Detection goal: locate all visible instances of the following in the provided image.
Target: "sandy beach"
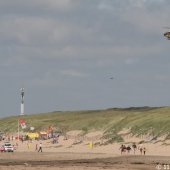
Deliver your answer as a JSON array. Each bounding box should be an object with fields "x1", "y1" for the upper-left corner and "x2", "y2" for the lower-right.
[{"x1": 0, "y1": 131, "x2": 170, "y2": 170}]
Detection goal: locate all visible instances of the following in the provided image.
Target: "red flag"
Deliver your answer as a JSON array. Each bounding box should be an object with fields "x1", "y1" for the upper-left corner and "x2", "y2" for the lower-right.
[
  {"x1": 48, "y1": 125, "x2": 53, "y2": 132},
  {"x1": 19, "y1": 119, "x2": 26, "y2": 129}
]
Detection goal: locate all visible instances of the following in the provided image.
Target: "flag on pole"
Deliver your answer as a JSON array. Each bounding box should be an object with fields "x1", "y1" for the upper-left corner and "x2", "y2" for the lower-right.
[
  {"x1": 19, "y1": 119, "x2": 26, "y2": 129},
  {"x1": 48, "y1": 125, "x2": 53, "y2": 132}
]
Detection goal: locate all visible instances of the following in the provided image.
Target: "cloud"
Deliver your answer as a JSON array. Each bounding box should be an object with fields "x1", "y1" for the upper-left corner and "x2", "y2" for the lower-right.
[
  {"x1": 60, "y1": 69, "x2": 88, "y2": 77},
  {"x1": 0, "y1": 0, "x2": 168, "y2": 60},
  {"x1": 0, "y1": 0, "x2": 73, "y2": 15},
  {"x1": 124, "y1": 58, "x2": 139, "y2": 65},
  {"x1": 0, "y1": 0, "x2": 170, "y2": 115},
  {"x1": 0, "y1": 17, "x2": 72, "y2": 46},
  {"x1": 98, "y1": 0, "x2": 170, "y2": 33}
]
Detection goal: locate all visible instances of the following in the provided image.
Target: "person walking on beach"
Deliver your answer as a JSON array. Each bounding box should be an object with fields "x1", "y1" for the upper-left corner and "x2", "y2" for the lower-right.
[
  {"x1": 38, "y1": 142, "x2": 42, "y2": 152},
  {"x1": 139, "y1": 147, "x2": 143, "y2": 155},
  {"x1": 126, "y1": 145, "x2": 131, "y2": 154},
  {"x1": 132, "y1": 143, "x2": 137, "y2": 154},
  {"x1": 143, "y1": 147, "x2": 146, "y2": 155},
  {"x1": 119, "y1": 144, "x2": 124, "y2": 155},
  {"x1": 119, "y1": 144, "x2": 126, "y2": 155},
  {"x1": 138, "y1": 144, "x2": 143, "y2": 155},
  {"x1": 35, "y1": 143, "x2": 38, "y2": 151}
]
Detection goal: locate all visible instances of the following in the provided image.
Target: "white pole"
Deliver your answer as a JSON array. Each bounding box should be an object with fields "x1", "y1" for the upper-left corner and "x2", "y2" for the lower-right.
[
  {"x1": 20, "y1": 88, "x2": 24, "y2": 115},
  {"x1": 18, "y1": 119, "x2": 19, "y2": 142},
  {"x1": 21, "y1": 104, "x2": 24, "y2": 115}
]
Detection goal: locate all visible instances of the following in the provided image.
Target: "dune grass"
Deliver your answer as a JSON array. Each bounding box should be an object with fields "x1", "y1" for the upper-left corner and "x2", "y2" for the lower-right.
[{"x1": 0, "y1": 106, "x2": 170, "y2": 139}]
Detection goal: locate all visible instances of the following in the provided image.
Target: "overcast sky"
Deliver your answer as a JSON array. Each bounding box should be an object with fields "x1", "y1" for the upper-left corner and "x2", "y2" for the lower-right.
[{"x1": 0, "y1": 0, "x2": 170, "y2": 117}]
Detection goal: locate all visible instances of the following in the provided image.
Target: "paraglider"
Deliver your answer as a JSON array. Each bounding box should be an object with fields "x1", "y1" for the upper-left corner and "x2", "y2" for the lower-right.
[
  {"x1": 163, "y1": 27, "x2": 170, "y2": 40},
  {"x1": 164, "y1": 32, "x2": 170, "y2": 40}
]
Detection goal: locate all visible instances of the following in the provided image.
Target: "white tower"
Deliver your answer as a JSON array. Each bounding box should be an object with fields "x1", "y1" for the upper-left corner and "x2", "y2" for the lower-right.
[{"x1": 20, "y1": 88, "x2": 24, "y2": 115}]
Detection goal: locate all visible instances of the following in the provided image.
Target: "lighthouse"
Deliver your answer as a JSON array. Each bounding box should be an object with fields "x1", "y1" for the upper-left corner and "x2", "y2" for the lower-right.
[{"x1": 20, "y1": 88, "x2": 24, "y2": 115}]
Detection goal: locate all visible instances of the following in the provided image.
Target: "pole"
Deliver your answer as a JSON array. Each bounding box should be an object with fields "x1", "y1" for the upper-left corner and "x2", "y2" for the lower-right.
[
  {"x1": 20, "y1": 88, "x2": 24, "y2": 115},
  {"x1": 18, "y1": 119, "x2": 19, "y2": 142}
]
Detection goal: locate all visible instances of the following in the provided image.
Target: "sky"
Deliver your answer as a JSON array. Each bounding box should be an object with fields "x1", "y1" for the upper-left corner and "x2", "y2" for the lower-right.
[{"x1": 0, "y1": 0, "x2": 170, "y2": 117}]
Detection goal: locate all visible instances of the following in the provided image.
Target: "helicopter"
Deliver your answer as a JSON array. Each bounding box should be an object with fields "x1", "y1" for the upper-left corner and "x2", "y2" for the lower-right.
[{"x1": 164, "y1": 27, "x2": 170, "y2": 40}]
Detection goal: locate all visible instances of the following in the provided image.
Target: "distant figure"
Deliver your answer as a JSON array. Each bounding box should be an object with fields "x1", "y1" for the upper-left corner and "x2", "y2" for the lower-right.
[
  {"x1": 132, "y1": 143, "x2": 137, "y2": 154},
  {"x1": 21, "y1": 137, "x2": 24, "y2": 143},
  {"x1": 119, "y1": 145, "x2": 126, "y2": 155},
  {"x1": 138, "y1": 144, "x2": 144, "y2": 155},
  {"x1": 88, "y1": 141, "x2": 93, "y2": 149},
  {"x1": 35, "y1": 143, "x2": 38, "y2": 151},
  {"x1": 119, "y1": 144, "x2": 123, "y2": 155},
  {"x1": 38, "y1": 142, "x2": 42, "y2": 152},
  {"x1": 27, "y1": 142, "x2": 30, "y2": 149},
  {"x1": 126, "y1": 145, "x2": 131, "y2": 154},
  {"x1": 56, "y1": 134, "x2": 60, "y2": 143},
  {"x1": 52, "y1": 137, "x2": 57, "y2": 144},
  {"x1": 143, "y1": 147, "x2": 146, "y2": 155},
  {"x1": 139, "y1": 147, "x2": 143, "y2": 155}
]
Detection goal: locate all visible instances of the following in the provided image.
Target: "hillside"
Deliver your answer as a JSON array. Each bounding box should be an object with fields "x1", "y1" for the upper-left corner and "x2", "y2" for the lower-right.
[{"x1": 1, "y1": 106, "x2": 170, "y2": 142}]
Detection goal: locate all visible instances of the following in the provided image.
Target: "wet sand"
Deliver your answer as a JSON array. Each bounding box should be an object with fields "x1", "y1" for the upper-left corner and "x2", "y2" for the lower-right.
[{"x1": 0, "y1": 152, "x2": 169, "y2": 170}]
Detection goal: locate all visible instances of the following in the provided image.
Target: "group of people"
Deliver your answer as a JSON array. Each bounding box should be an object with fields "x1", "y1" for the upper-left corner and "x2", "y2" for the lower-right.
[
  {"x1": 29, "y1": 135, "x2": 60, "y2": 152},
  {"x1": 119, "y1": 143, "x2": 146, "y2": 155},
  {"x1": 138, "y1": 145, "x2": 146, "y2": 155}
]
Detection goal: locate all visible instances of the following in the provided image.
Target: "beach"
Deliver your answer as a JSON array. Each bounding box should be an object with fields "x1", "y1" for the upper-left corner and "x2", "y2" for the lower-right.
[{"x1": 0, "y1": 132, "x2": 170, "y2": 170}]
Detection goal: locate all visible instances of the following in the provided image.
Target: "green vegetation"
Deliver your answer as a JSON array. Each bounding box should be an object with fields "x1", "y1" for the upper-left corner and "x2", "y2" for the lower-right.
[{"x1": 0, "y1": 106, "x2": 170, "y2": 139}]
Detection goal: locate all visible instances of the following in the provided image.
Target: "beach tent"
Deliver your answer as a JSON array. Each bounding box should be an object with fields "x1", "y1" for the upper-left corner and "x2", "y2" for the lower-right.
[{"x1": 26, "y1": 132, "x2": 39, "y2": 139}]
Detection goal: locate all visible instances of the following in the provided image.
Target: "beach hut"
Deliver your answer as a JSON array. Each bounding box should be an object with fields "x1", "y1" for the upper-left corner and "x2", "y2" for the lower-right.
[{"x1": 39, "y1": 131, "x2": 48, "y2": 140}]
